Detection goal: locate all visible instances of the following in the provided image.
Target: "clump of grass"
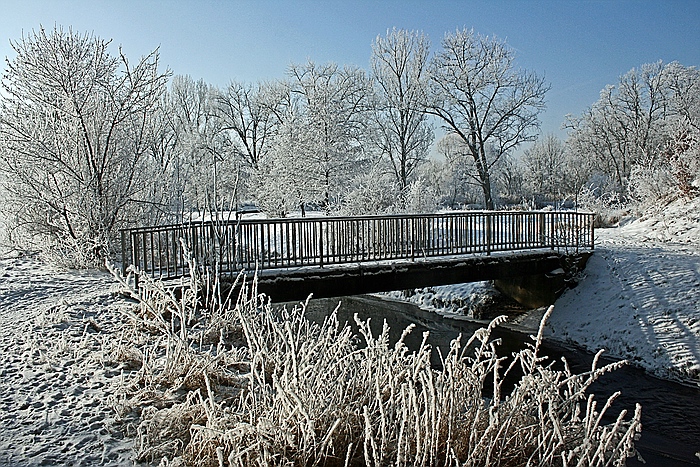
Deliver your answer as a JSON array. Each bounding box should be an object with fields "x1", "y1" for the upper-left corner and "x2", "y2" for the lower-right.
[{"x1": 108, "y1": 258, "x2": 641, "y2": 467}]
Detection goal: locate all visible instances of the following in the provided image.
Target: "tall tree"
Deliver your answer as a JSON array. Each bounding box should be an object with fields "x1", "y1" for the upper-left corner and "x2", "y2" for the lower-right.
[
  {"x1": 427, "y1": 29, "x2": 548, "y2": 209},
  {"x1": 0, "y1": 27, "x2": 169, "y2": 264},
  {"x1": 166, "y1": 75, "x2": 231, "y2": 212},
  {"x1": 214, "y1": 80, "x2": 285, "y2": 172},
  {"x1": 371, "y1": 28, "x2": 433, "y2": 190}
]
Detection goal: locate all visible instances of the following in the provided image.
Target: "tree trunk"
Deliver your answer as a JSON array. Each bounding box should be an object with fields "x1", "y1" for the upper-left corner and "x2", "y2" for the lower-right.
[{"x1": 480, "y1": 171, "x2": 495, "y2": 210}]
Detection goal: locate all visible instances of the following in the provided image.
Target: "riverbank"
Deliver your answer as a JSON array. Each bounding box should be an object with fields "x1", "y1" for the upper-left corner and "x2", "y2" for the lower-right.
[
  {"x1": 0, "y1": 252, "x2": 646, "y2": 466},
  {"x1": 388, "y1": 198, "x2": 700, "y2": 386},
  {"x1": 0, "y1": 256, "x2": 134, "y2": 465}
]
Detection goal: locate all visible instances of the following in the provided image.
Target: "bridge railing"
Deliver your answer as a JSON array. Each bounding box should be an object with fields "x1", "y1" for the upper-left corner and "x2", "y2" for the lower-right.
[{"x1": 120, "y1": 211, "x2": 595, "y2": 280}]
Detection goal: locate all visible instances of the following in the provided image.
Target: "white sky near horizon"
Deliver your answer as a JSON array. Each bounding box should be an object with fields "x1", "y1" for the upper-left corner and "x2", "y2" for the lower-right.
[{"x1": 1, "y1": 0, "x2": 700, "y2": 154}]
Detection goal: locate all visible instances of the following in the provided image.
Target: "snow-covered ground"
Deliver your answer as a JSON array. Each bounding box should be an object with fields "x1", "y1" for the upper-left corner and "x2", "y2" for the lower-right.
[
  {"x1": 546, "y1": 199, "x2": 700, "y2": 384},
  {"x1": 0, "y1": 198, "x2": 698, "y2": 465},
  {"x1": 0, "y1": 257, "x2": 135, "y2": 466}
]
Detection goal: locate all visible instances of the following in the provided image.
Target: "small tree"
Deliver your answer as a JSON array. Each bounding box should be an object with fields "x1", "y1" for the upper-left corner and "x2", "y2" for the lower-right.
[
  {"x1": 262, "y1": 61, "x2": 372, "y2": 214},
  {"x1": 522, "y1": 134, "x2": 567, "y2": 201},
  {"x1": 434, "y1": 133, "x2": 485, "y2": 208},
  {"x1": 427, "y1": 29, "x2": 548, "y2": 210},
  {"x1": 0, "y1": 27, "x2": 169, "y2": 265}
]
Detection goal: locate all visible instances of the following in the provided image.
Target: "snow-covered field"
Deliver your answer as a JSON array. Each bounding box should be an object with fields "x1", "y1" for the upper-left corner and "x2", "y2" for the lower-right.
[{"x1": 0, "y1": 198, "x2": 697, "y2": 465}]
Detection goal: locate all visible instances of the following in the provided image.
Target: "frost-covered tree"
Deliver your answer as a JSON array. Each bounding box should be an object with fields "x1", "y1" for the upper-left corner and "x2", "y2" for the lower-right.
[
  {"x1": 214, "y1": 80, "x2": 286, "y2": 171},
  {"x1": 370, "y1": 28, "x2": 433, "y2": 190},
  {"x1": 565, "y1": 62, "x2": 672, "y2": 192},
  {"x1": 262, "y1": 61, "x2": 371, "y2": 214},
  {"x1": 630, "y1": 122, "x2": 700, "y2": 202},
  {"x1": 145, "y1": 89, "x2": 186, "y2": 222},
  {"x1": 566, "y1": 61, "x2": 700, "y2": 201},
  {"x1": 213, "y1": 79, "x2": 287, "y2": 206},
  {"x1": 427, "y1": 29, "x2": 548, "y2": 210},
  {"x1": 0, "y1": 27, "x2": 169, "y2": 265},
  {"x1": 666, "y1": 62, "x2": 700, "y2": 131},
  {"x1": 494, "y1": 154, "x2": 525, "y2": 204},
  {"x1": 337, "y1": 163, "x2": 398, "y2": 215},
  {"x1": 522, "y1": 134, "x2": 567, "y2": 201},
  {"x1": 251, "y1": 104, "x2": 312, "y2": 217},
  {"x1": 433, "y1": 133, "x2": 482, "y2": 208},
  {"x1": 165, "y1": 75, "x2": 232, "y2": 213}
]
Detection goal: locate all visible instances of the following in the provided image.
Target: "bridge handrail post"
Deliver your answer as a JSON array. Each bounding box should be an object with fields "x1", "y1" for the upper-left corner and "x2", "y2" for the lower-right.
[
  {"x1": 131, "y1": 231, "x2": 140, "y2": 289},
  {"x1": 485, "y1": 212, "x2": 492, "y2": 255},
  {"x1": 319, "y1": 220, "x2": 324, "y2": 267},
  {"x1": 121, "y1": 229, "x2": 128, "y2": 276},
  {"x1": 411, "y1": 216, "x2": 415, "y2": 261},
  {"x1": 538, "y1": 212, "x2": 545, "y2": 247},
  {"x1": 550, "y1": 212, "x2": 556, "y2": 250}
]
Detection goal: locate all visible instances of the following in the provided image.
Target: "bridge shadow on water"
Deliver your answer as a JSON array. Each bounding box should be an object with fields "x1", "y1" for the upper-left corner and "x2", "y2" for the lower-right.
[{"x1": 296, "y1": 294, "x2": 700, "y2": 466}]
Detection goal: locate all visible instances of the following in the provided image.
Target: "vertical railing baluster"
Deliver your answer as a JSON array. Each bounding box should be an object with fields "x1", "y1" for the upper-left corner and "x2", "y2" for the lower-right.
[{"x1": 486, "y1": 213, "x2": 492, "y2": 255}]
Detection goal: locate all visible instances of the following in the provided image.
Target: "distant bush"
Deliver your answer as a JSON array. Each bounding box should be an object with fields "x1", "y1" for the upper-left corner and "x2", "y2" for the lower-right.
[{"x1": 108, "y1": 259, "x2": 641, "y2": 466}]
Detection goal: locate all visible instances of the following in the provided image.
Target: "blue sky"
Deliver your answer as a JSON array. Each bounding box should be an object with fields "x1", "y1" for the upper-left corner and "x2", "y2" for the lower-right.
[{"x1": 1, "y1": 0, "x2": 699, "y2": 143}]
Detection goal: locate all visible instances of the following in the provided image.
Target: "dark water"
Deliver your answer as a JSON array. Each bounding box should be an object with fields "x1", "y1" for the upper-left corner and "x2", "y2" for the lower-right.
[{"x1": 299, "y1": 295, "x2": 700, "y2": 466}]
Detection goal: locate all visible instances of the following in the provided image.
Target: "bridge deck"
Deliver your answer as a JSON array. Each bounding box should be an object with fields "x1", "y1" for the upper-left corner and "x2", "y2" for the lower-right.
[{"x1": 121, "y1": 211, "x2": 595, "y2": 282}]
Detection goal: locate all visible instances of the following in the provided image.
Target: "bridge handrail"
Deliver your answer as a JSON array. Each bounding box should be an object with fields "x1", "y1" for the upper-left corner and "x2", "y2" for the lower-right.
[{"x1": 120, "y1": 210, "x2": 595, "y2": 280}]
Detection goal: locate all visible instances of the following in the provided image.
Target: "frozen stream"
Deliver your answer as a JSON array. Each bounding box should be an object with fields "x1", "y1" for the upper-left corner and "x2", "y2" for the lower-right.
[{"x1": 301, "y1": 295, "x2": 700, "y2": 466}]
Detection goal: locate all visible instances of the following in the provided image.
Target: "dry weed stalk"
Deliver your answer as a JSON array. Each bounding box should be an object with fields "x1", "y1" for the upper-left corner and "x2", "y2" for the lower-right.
[{"x1": 108, "y1": 259, "x2": 641, "y2": 467}]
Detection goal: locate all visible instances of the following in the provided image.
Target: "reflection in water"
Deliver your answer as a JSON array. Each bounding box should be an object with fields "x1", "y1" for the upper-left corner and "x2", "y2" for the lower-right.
[{"x1": 291, "y1": 295, "x2": 700, "y2": 466}]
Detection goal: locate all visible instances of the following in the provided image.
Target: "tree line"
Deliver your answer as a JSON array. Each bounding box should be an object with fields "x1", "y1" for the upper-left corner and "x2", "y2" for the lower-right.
[{"x1": 0, "y1": 26, "x2": 698, "y2": 266}]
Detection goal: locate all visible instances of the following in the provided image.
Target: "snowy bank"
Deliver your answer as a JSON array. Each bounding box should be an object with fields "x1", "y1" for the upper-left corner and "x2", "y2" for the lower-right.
[
  {"x1": 546, "y1": 199, "x2": 700, "y2": 384},
  {"x1": 389, "y1": 198, "x2": 700, "y2": 385}
]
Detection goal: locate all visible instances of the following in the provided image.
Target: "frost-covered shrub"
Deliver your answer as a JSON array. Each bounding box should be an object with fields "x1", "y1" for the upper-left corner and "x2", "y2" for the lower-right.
[
  {"x1": 110, "y1": 262, "x2": 642, "y2": 467},
  {"x1": 0, "y1": 28, "x2": 169, "y2": 267},
  {"x1": 629, "y1": 159, "x2": 678, "y2": 206},
  {"x1": 577, "y1": 185, "x2": 629, "y2": 228},
  {"x1": 629, "y1": 126, "x2": 700, "y2": 206}
]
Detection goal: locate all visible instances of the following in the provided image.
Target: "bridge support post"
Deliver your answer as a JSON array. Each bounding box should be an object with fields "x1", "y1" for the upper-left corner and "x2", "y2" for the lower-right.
[{"x1": 494, "y1": 252, "x2": 591, "y2": 308}]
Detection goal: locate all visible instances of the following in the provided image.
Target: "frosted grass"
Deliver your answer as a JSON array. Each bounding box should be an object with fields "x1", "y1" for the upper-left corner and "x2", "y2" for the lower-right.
[{"x1": 108, "y1": 256, "x2": 641, "y2": 467}]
